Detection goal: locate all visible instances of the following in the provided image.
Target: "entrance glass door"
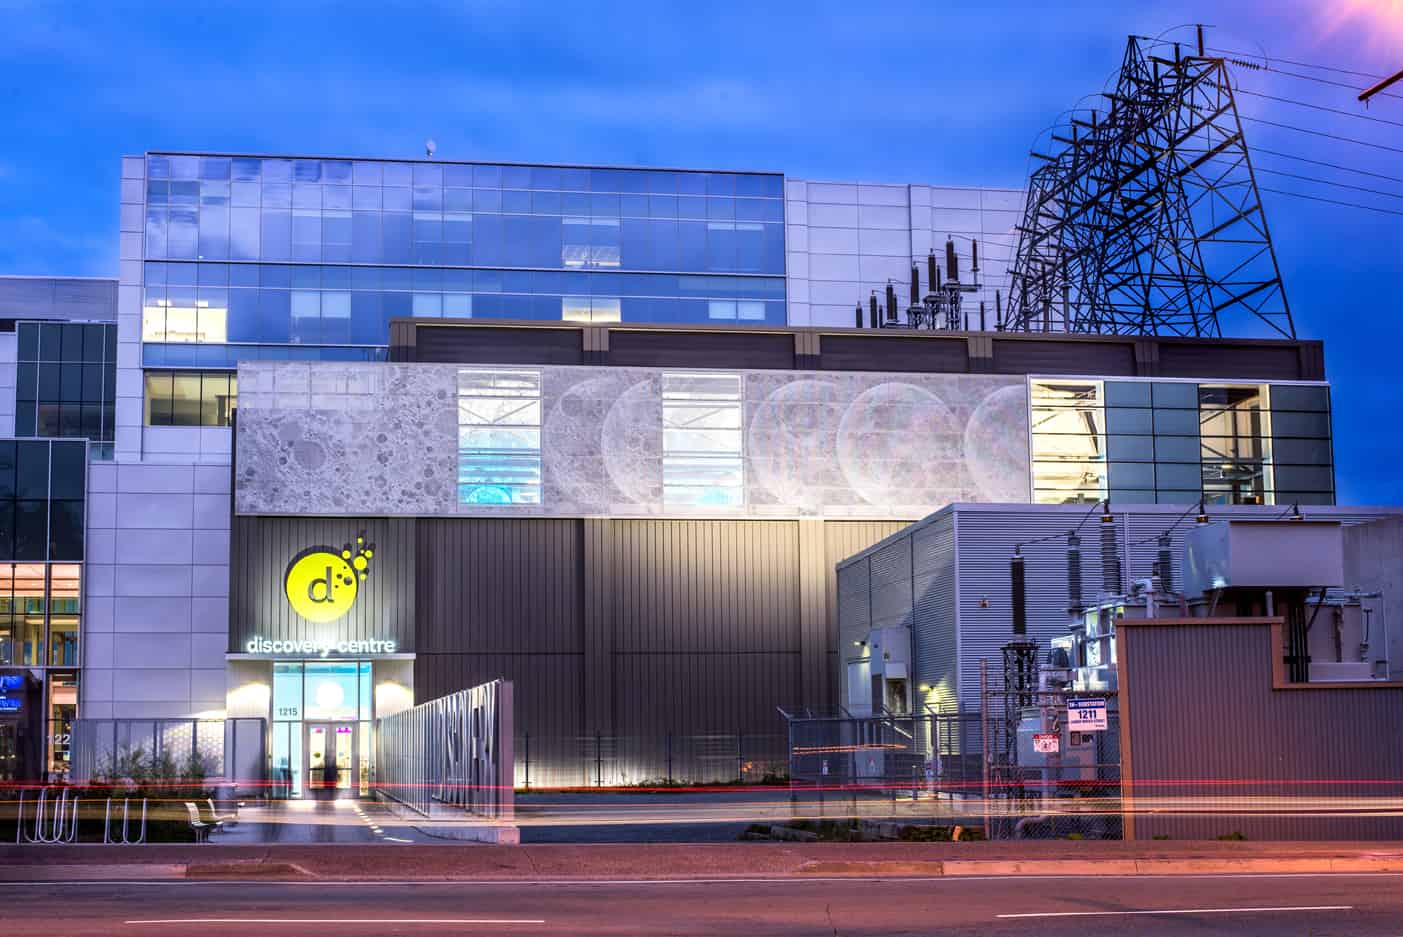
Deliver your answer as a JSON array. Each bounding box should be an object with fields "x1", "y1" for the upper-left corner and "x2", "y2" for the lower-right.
[{"x1": 305, "y1": 723, "x2": 357, "y2": 796}]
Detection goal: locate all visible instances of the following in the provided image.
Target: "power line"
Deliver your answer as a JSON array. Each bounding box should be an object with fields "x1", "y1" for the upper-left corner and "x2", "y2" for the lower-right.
[
  {"x1": 1232, "y1": 62, "x2": 1403, "y2": 102},
  {"x1": 1255, "y1": 165, "x2": 1403, "y2": 201},
  {"x1": 1236, "y1": 88, "x2": 1403, "y2": 130},
  {"x1": 1206, "y1": 46, "x2": 1387, "y2": 81},
  {"x1": 1251, "y1": 146, "x2": 1403, "y2": 186},
  {"x1": 1239, "y1": 114, "x2": 1403, "y2": 156},
  {"x1": 1259, "y1": 186, "x2": 1403, "y2": 217}
]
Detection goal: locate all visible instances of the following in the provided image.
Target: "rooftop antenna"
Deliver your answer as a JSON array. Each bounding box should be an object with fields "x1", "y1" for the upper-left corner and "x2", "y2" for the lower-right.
[{"x1": 425, "y1": 139, "x2": 437, "y2": 158}]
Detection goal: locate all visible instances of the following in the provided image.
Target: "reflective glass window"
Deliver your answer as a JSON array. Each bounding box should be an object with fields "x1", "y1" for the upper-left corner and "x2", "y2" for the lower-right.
[
  {"x1": 304, "y1": 661, "x2": 360, "y2": 720},
  {"x1": 1030, "y1": 381, "x2": 1107, "y2": 504},
  {"x1": 457, "y1": 369, "x2": 543, "y2": 505},
  {"x1": 662, "y1": 372, "x2": 744, "y2": 507},
  {"x1": 144, "y1": 371, "x2": 236, "y2": 427},
  {"x1": 47, "y1": 566, "x2": 79, "y2": 667}
]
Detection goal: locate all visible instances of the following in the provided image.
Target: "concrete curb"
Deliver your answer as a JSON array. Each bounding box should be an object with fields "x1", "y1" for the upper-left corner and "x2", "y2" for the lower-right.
[{"x1": 798, "y1": 857, "x2": 1403, "y2": 877}]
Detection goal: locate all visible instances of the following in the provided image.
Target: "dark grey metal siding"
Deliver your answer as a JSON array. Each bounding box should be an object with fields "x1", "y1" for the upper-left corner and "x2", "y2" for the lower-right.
[
  {"x1": 406, "y1": 517, "x2": 901, "y2": 783},
  {"x1": 1156, "y1": 341, "x2": 1305, "y2": 380},
  {"x1": 607, "y1": 520, "x2": 801, "y2": 751},
  {"x1": 394, "y1": 319, "x2": 1325, "y2": 380},
  {"x1": 1123, "y1": 622, "x2": 1403, "y2": 840},
  {"x1": 414, "y1": 518, "x2": 582, "y2": 655},
  {"x1": 607, "y1": 329, "x2": 796, "y2": 370},
  {"x1": 228, "y1": 516, "x2": 417, "y2": 652},
  {"x1": 993, "y1": 338, "x2": 1136, "y2": 375},
  {"x1": 410, "y1": 325, "x2": 584, "y2": 365},
  {"x1": 818, "y1": 334, "x2": 969, "y2": 373}
]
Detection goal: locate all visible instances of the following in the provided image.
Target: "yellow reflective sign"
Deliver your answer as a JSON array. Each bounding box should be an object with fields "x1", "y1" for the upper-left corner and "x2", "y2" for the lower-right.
[{"x1": 284, "y1": 534, "x2": 374, "y2": 623}]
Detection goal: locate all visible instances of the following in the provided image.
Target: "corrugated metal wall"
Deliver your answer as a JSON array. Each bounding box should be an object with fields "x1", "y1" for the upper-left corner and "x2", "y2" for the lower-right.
[
  {"x1": 953, "y1": 506, "x2": 1114, "y2": 711},
  {"x1": 1122, "y1": 622, "x2": 1403, "y2": 840},
  {"x1": 912, "y1": 514, "x2": 958, "y2": 713},
  {"x1": 229, "y1": 516, "x2": 417, "y2": 651},
  {"x1": 1343, "y1": 517, "x2": 1403, "y2": 681},
  {"x1": 406, "y1": 516, "x2": 903, "y2": 784},
  {"x1": 828, "y1": 521, "x2": 914, "y2": 710},
  {"x1": 608, "y1": 519, "x2": 802, "y2": 750}
]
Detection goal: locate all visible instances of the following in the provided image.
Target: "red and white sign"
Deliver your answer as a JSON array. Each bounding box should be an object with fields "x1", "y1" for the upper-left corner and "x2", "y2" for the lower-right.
[{"x1": 1032, "y1": 733, "x2": 1059, "y2": 754}]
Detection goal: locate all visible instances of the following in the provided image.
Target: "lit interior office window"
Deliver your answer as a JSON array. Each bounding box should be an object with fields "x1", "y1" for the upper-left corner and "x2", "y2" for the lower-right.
[
  {"x1": 662, "y1": 372, "x2": 744, "y2": 507},
  {"x1": 706, "y1": 300, "x2": 766, "y2": 321},
  {"x1": 141, "y1": 296, "x2": 228, "y2": 343},
  {"x1": 143, "y1": 371, "x2": 237, "y2": 426},
  {"x1": 1199, "y1": 384, "x2": 1273, "y2": 505},
  {"x1": 562, "y1": 296, "x2": 621, "y2": 323},
  {"x1": 457, "y1": 369, "x2": 543, "y2": 505},
  {"x1": 1030, "y1": 380, "x2": 1107, "y2": 504},
  {"x1": 561, "y1": 217, "x2": 621, "y2": 269},
  {"x1": 47, "y1": 565, "x2": 80, "y2": 668}
]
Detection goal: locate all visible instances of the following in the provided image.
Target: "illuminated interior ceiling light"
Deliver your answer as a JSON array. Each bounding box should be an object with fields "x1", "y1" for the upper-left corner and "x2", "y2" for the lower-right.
[{"x1": 314, "y1": 680, "x2": 346, "y2": 711}]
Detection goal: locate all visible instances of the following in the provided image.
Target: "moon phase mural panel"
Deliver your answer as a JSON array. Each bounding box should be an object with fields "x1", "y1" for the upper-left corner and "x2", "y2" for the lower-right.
[{"x1": 234, "y1": 361, "x2": 1031, "y2": 518}]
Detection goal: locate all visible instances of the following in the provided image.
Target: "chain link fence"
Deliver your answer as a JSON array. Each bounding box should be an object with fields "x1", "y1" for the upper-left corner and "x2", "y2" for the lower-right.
[{"x1": 781, "y1": 688, "x2": 1123, "y2": 839}]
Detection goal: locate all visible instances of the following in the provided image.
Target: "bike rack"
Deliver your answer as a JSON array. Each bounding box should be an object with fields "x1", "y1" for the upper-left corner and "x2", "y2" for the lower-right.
[
  {"x1": 103, "y1": 797, "x2": 147, "y2": 845},
  {"x1": 17, "y1": 787, "x2": 80, "y2": 845}
]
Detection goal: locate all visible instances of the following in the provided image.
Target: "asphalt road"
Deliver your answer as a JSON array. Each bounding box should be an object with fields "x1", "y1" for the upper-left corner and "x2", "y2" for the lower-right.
[{"x1": 6, "y1": 873, "x2": 1403, "y2": 936}]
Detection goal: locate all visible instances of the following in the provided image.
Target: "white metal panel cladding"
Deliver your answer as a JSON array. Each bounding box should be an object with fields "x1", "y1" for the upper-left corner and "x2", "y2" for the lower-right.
[
  {"x1": 954, "y1": 507, "x2": 1116, "y2": 711},
  {"x1": 869, "y1": 536, "x2": 913, "y2": 630},
  {"x1": 836, "y1": 562, "x2": 871, "y2": 646},
  {"x1": 911, "y1": 513, "x2": 958, "y2": 713}
]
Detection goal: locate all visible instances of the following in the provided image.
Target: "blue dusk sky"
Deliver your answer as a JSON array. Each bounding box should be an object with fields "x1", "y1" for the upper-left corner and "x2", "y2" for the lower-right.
[{"x1": 2, "y1": 1, "x2": 1401, "y2": 503}]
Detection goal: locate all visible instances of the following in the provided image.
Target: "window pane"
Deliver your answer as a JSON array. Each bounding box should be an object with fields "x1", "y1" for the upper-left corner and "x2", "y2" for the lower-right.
[
  {"x1": 171, "y1": 373, "x2": 202, "y2": 425},
  {"x1": 457, "y1": 369, "x2": 543, "y2": 504},
  {"x1": 662, "y1": 372, "x2": 744, "y2": 506}
]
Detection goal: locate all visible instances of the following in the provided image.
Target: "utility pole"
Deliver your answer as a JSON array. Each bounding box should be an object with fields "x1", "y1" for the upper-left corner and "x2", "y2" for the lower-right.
[{"x1": 1359, "y1": 67, "x2": 1403, "y2": 105}]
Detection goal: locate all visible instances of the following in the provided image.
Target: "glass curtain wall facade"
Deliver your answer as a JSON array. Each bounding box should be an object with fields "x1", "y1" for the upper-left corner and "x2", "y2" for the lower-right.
[
  {"x1": 1030, "y1": 379, "x2": 1335, "y2": 505},
  {"x1": 269, "y1": 660, "x2": 373, "y2": 798},
  {"x1": 14, "y1": 323, "x2": 118, "y2": 459},
  {"x1": 0, "y1": 439, "x2": 85, "y2": 779},
  {"x1": 139, "y1": 154, "x2": 787, "y2": 400}
]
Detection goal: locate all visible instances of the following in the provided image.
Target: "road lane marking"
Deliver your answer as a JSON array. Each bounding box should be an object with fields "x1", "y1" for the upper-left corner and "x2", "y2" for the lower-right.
[
  {"x1": 126, "y1": 919, "x2": 545, "y2": 926},
  {"x1": 999, "y1": 905, "x2": 1352, "y2": 919}
]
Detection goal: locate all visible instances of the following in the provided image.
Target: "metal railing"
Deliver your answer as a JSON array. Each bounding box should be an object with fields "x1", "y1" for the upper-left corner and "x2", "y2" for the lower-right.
[
  {"x1": 518, "y1": 731, "x2": 788, "y2": 789},
  {"x1": 374, "y1": 679, "x2": 513, "y2": 820},
  {"x1": 70, "y1": 717, "x2": 267, "y2": 798}
]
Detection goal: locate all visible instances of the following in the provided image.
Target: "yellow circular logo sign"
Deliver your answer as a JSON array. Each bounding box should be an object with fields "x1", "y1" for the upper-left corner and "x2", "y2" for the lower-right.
[{"x1": 284, "y1": 535, "x2": 374, "y2": 623}]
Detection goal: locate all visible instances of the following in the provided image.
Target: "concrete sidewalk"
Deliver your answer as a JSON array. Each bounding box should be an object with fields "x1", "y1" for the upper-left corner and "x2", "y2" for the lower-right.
[{"x1": 4, "y1": 841, "x2": 1403, "y2": 881}]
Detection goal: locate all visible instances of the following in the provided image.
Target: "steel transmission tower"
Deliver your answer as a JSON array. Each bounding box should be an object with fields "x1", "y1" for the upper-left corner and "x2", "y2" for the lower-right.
[{"x1": 1003, "y1": 35, "x2": 1295, "y2": 339}]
